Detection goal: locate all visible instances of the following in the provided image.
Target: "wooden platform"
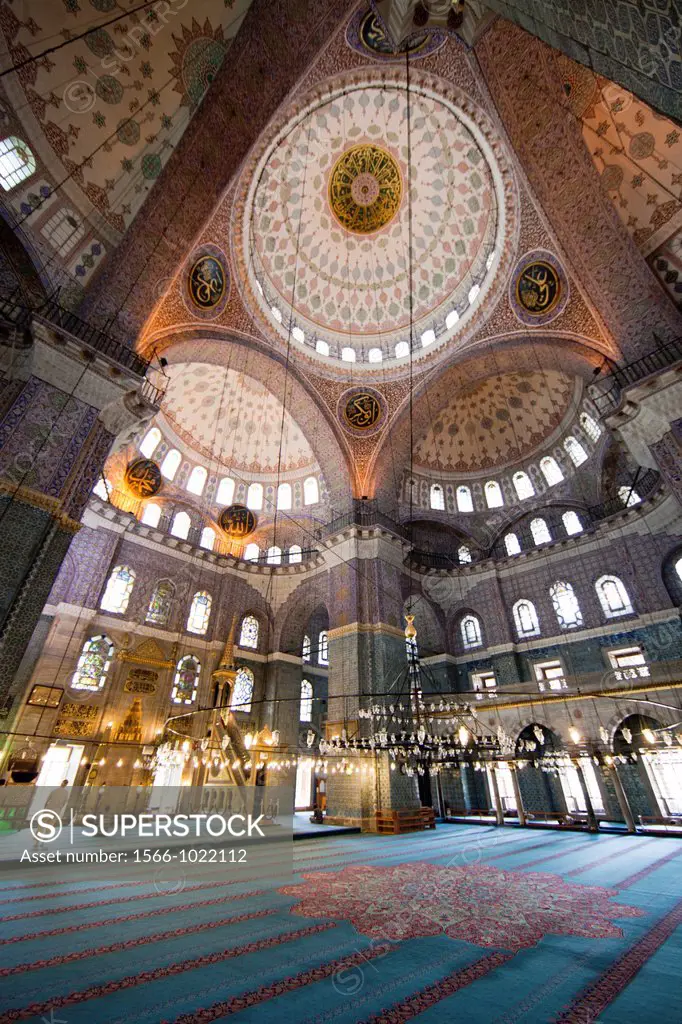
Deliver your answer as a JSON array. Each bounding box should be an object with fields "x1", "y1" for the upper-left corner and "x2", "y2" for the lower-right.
[{"x1": 374, "y1": 806, "x2": 436, "y2": 834}]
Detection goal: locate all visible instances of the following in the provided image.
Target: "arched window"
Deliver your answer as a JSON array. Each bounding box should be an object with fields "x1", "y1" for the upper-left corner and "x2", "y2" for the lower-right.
[
  {"x1": 430, "y1": 484, "x2": 445, "y2": 510},
  {"x1": 247, "y1": 482, "x2": 263, "y2": 510},
  {"x1": 513, "y1": 471, "x2": 534, "y2": 500},
  {"x1": 540, "y1": 456, "x2": 563, "y2": 486},
  {"x1": 186, "y1": 466, "x2": 207, "y2": 496},
  {"x1": 244, "y1": 543, "x2": 259, "y2": 562},
  {"x1": 530, "y1": 517, "x2": 552, "y2": 546},
  {"x1": 170, "y1": 510, "x2": 191, "y2": 540},
  {"x1": 187, "y1": 591, "x2": 211, "y2": 634},
  {"x1": 0, "y1": 136, "x2": 35, "y2": 190},
  {"x1": 42, "y1": 208, "x2": 84, "y2": 257},
  {"x1": 140, "y1": 427, "x2": 161, "y2": 459},
  {"x1": 92, "y1": 477, "x2": 111, "y2": 501},
  {"x1": 341, "y1": 347, "x2": 356, "y2": 362},
  {"x1": 304, "y1": 477, "x2": 319, "y2": 505},
  {"x1": 277, "y1": 483, "x2": 292, "y2": 510},
  {"x1": 596, "y1": 575, "x2": 633, "y2": 617},
  {"x1": 300, "y1": 679, "x2": 313, "y2": 722},
  {"x1": 146, "y1": 579, "x2": 174, "y2": 626},
  {"x1": 676, "y1": 556, "x2": 682, "y2": 585},
  {"x1": 505, "y1": 532, "x2": 521, "y2": 556},
  {"x1": 580, "y1": 413, "x2": 602, "y2": 442},
  {"x1": 71, "y1": 635, "x2": 114, "y2": 691},
  {"x1": 368, "y1": 348, "x2": 382, "y2": 363},
  {"x1": 316, "y1": 340, "x2": 330, "y2": 356},
  {"x1": 267, "y1": 545, "x2": 282, "y2": 565},
  {"x1": 458, "y1": 545, "x2": 472, "y2": 564},
  {"x1": 100, "y1": 566, "x2": 135, "y2": 614},
  {"x1": 562, "y1": 510, "x2": 583, "y2": 536},
  {"x1": 513, "y1": 599, "x2": 540, "y2": 638},
  {"x1": 460, "y1": 614, "x2": 482, "y2": 650},
  {"x1": 395, "y1": 341, "x2": 409, "y2": 358},
  {"x1": 302, "y1": 634, "x2": 311, "y2": 663},
  {"x1": 200, "y1": 526, "x2": 215, "y2": 551},
  {"x1": 141, "y1": 502, "x2": 161, "y2": 528},
  {"x1": 172, "y1": 656, "x2": 200, "y2": 705},
  {"x1": 485, "y1": 480, "x2": 504, "y2": 508},
  {"x1": 216, "y1": 477, "x2": 235, "y2": 505},
  {"x1": 239, "y1": 614, "x2": 259, "y2": 649},
  {"x1": 231, "y1": 667, "x2": 254, "y2": 712},
  {"x1": 318, "y1": 630, "x2": 329, "y2": 665},
  {"x1": 457, "y1": 486, "x2": 473, "y2": 513},
  {"x1": 550, "y1": 581, "x2": 583, "y2": 629},
  {"x1": 564, "y1": 436, "x2": 588, "y2": 466},
  {"x1": 161, "y1": 449, "x2": 182, "y2": 481},
  {"x1": 289, "y1": 544, "x2": 302, "y2": 564},
  {"x1": 618, "y1": 485, "x2": 641, "y2": 507}
]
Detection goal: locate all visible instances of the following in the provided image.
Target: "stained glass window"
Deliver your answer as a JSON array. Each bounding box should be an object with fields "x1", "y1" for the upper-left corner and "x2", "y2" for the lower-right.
[
  {"x1": 247, "y1": 483, "x2": 263, "y2": 510},
  {"x1": 302, "y1": 634, "x2": 311, "y2": 662},
  {"x1": 277, "y1": 483, "x2": 292, "y2": 510},
  {"x1": 187, "y1": 591, "x2": 211, "y2": 634},
  {"x1": 550, "y1": 581, "x2": 583, "y2": 629},
  {"x1": 430, "y1": 484, "x2": 445, "y2": 510},
  {"x1": 318, "y1": 630, "x2": 329, "y2": 665},
  {"x1": 540, "y1": 456, "x2": 563, "y2": 485},
  {"x1": 461, "y1": 614, "x2": 482, "y2": 650},
  {"x1": 300, "y1": 679, "x2": 313, "y2": 722},
  {"x1": 140, "y1": 427, "x2": 161, "y2": 459},
  {"x1": 146, "y1": 579, "x2": 174, "y2": 626},
  {"x1": 457, "y1": 486, "x2": 473, "y2": 513},
  {"x1": 596, "y1": 575, "x2": 633, "y2": 617},
  {"x1": 531, "y1": 517, "x2": 552, "y2": 545},
  {"x1": 289, "y1": 545, "x2": 302, "y2": 564},
  {"x1": 172, "y1": 655, "x2": 200, "y2": 705},
  {"x1": 170, "y1": 511, "x2": 191, "y2": 540},
  {"x1": 200, "y1": 526, "x2": 215, "y2": 551},
  {"x1": 244, "y1": 543, "x2": 259, "y2": 562},
  {"x1": 216, "y1": 477, "x2": 235, "y2": 505},
  {"x1": 580, "y1": 413, "x2": 601, "y2": 442},
  {"x1": 485, "y1": 480, "x2": 504, "y2": 508},
  {"x1": 513, "y1": 599, "x2": 540, "y2": 638},
  {"x1": 505, "y1": 532, "x2": 521, "y2": 556},
  {"x1": 0, "y1": 136, "x2": 35, "y2": 190},
  {"x1": 141, "y1": 502, "x2": 161, "y2": 527},
  {"x1": 100, "y1": 566, "x2": 135, "y2": 614},
  {"x1": 161, "y1": 449, "x2": 181, "y2": 481},
  {"x1": 186, "y1": 466, "x2": 207, "y2": 496},
  {"x1": 71, "y1": 635, "x2": 114, "y2": 691},
  {"x1": 562, "y1": 510, "x2": 583, "y2": 536},
  {"x1": 267, "y1": 546, "x2": 281, "y2": 565},
  {"x1": 564, "y1": 436, "x2": 588, "y2": 466},
  {"x1": 513, "y1": 471, "x2": 534, "y2": 500},
  {"x1": 239, "y1": 615, "x2": 259, "y2": 649},
  {"x1": 231, "y1": 667, "x2": 254, "y2": 712},
  {"x1": 304, "y1": 477, "x2": 319, "y2": 505}
]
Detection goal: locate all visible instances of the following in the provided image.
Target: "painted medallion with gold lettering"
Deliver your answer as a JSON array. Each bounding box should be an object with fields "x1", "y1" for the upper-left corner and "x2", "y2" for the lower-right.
[
  {"x1": 510, "y1": 251, "x2": 568, "y2": 326},
  {"x1": 189, "y1": 254, "x2": 226, "y2": 310},
  {"x1": 125, "y1": 458, "x2": 162, "y2": 498},
  {"x1": 340, "y1": 388, "x2": 385, "y2": 436},
  {"x1": 219, "y1": 504, "x2": 257, "y2": 539},
  {"x1": 329, "y1": 145, "x2": 402, "y2": 234}
]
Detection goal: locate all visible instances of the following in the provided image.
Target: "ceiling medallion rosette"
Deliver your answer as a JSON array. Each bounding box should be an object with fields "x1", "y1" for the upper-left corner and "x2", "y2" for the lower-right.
[{"x1": 328, "y1": 144, "x2": 402, "y2": 234}]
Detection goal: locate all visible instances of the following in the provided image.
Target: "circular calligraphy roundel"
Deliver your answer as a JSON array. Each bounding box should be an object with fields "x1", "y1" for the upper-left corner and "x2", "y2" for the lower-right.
[
  {"x1": 340, "y1": 388, "x2": 385, "y2": 436},
  {"x1": 183, "y1": 244, "x2": 230, "y2": 318},
  {"x1": 125, "y1": 459, "x2": 162, "y2": 498},
  {"x1": 510, "y1": 250, "x2": 568, "y2": 326},
  {"x1": 219, "y1": 504, "x2": 257, "y2": 539}
]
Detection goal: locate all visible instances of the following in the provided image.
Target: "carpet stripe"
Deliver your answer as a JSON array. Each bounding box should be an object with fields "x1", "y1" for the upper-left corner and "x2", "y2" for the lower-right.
[
  {"x1": 564, "y1": 838, "x2": 658, "y2": 877},
  {"x1": 617, "y1": 845, "x2": 682, "y2": 889}
]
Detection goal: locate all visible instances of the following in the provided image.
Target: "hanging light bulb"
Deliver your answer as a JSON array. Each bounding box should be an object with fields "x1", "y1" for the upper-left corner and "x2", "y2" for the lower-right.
[
  {"x1": 244, "y1": 733, "x2": 253, "y2": 749},
  {"x1": 568, "y1": 726, "x2": 581, "y2": 744},
  {"x1": 458, "y1": 725, "x2": 469, "y2": 747},
  {"x1": 642, "y1": 727, "x2": 656, "y2": 744},
  {"x1": 116, "y1": 758, "x2": 124, "y2": 768}
]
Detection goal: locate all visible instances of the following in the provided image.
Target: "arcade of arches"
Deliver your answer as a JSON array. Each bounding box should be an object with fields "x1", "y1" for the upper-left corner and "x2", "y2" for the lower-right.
[{"x1": 0, "y1": 1, "x2": 681, "y2": 1021}]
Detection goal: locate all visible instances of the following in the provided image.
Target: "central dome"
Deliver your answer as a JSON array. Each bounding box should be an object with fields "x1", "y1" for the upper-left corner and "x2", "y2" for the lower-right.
[{"x1": 237, "y1": 70, "x2": 511, "y2": 368}]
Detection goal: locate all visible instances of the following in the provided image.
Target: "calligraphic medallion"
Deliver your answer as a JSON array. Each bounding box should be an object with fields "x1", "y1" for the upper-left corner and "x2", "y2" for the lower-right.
[
  {"x1": 125, "y1": 458, "x2": 162, "y2": 498},
  {"x1": 219, "y1": 504, "x2": 257, "y2": 539},
  {"x1": 188, "y1": 253, "x2": 226, "y2": 310},
  {"x1": 516, "y1": 260, "x2": 560, "y2": 316},
  {"x1": 359, "y1": 11, "x2": 431, "y2": 57},
  {"x1": 329, "y1": 145, "x2": 402, "y2": 234},
  {"x1": 343, "y1": 391, "x2": 383, "y2": 432}
]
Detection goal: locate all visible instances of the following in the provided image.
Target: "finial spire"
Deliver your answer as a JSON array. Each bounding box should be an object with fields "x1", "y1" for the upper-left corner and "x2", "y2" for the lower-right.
[{"x1": 218, "y1": 614, "x2": 238, "y2": 670}]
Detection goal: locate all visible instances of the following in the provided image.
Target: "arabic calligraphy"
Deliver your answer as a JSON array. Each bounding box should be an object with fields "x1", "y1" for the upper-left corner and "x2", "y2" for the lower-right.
[
  {"x1": 344, "y1": 392, "x2": 382, "y2": 430},
  {"x1": 219, "y1": 504, "x2": 257, "y2": 539},
  {"x1": 189, "y1": 254, "x2": 226, "y2": 310},
  {"x1": 125, "y1": 459, "x2": 162, "y2": 498},
  {"x1": 516, "y1": 260, "x2": 560, "y2": 316},
  {"x1": 359, "y1": 11, "x2": 430, "y2": 56},
  {"x1": 329, "y1": 145, "x2": 402, "y2": 234}
]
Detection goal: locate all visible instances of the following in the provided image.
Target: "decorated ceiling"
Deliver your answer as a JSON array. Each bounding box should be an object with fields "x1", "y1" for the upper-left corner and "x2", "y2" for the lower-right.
[
  {"x1": 412, "y1": 369, "x2": 577, "y2": 474},
  {"x1": 238, "y1": 68, "x2": 509, "y2": 366},
  {"x1": 157, "y1": 363, "x2": 318, "y2": 476},
  {"x1": 0, "y1": 0, "x2": 253, "y2": 239}
]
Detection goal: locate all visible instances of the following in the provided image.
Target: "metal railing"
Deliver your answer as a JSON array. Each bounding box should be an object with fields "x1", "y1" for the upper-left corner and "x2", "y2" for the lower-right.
[
  {"x1": 589, "y1": 335, "x2": 682, "y2": 416},
  {"x1": 324, "y1": 499, "x2": 408, "y2": 540}
]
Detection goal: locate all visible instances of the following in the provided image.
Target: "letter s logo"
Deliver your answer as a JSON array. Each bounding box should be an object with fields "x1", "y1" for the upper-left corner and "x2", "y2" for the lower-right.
[{"x1": 30, "y1": 809, "x2": 63, "y2": 843}]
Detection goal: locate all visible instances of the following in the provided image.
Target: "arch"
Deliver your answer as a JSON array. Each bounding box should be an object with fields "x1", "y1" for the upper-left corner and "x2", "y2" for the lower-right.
[
  {"x1": 100, "y1": 566, "x2": 135, "y2": 614},
  {"x1": 485, "y1": 480, "x2": 504, "y2": 508},
  {"x1": 430, "y1": 483, "x2": 445, "y2": 510},
  {"x1": 200, "y1": 526, "x2": 215, "y2": 551},
  {"x1": 302, "y1": 634, "x2": 311, "y2": 662},
  {"x1": 216, "y1": 477, "x2": 235, "y2": 505},
  {"x1": 595, "y1": 574, "x2": 633, "y2": 617},
  {"x1": 540, "y1": 456, "x2": 563, "y2": 486},
  {"x1": 513, "y1": 599, "x2": 540, "y2": 638},
  {"x1": 562, "y1": 510, "x2": 583, "y2": 536},
  {"x1": 550, "y1": 580, "x2": 583, "y2": 629},
  {"x1": 613, "y1": 714, "x2": 663, "y2": 755},
  {"x1": 161, "y1": 449, "x2": 182, "y2": 481},
  {"x1": 277, "y1": 483, "x2": 292, "y2": 510},
  {"x1": 244, "y1": 543, "x2": 259, "y2": 562},
  {"x1": 564, "y1": 436, "x2": 588, "y2": 466},
  {"x1": 580, "y1": 412, "x2": 601, "y2": 442},
  {"x1": 146, "y1": 579, "x2": 175, "y2": 626},
  {"x1": 513, "y1": 471, "x2": 534, "y2": 500},
  {"x1": 187, "y1": 591, "x2": 211, "y2": 634},
  {"x1": 267, "y1": 545, "x2": 282, "y2": 565},
  {"x1": 141, "y1": 502, "x2": 161, "y2": 528},
  {"x1": 289, "y1": 544, "x2": 302, "y2": 564},
  {"x1": 239, "y1": 614, "x2": 260, "y2": 649},
  {"x1": 530, "y1": 517, "x2": 551, "y2": 545},
  {"x1": 618, "y1": 484, "x2": 641, "y2": 507},
  {"x1": 231, "y1": 667, "x2": 254, "y2": 712},
  {"x1": 300, "y1": 679, "x2": 313, "y2": 722},
  {"x1": 71, "y1": 635, "x2": 114, "y2": 691},
  {"x1": 458, "y1": 544, "x2": 472, "y2": 564},
  {"x1": 318, "y1": 629, "x2": 329, "y2": 665},
  {"x1": 247, "y1": 482, "x2": 263, "y2": 510},
  {"x1": 395, "y1": 341, "x2": 409, "y2": 358},
  {"x1": 0, "y1": 136, "x2": 35, "y2": 190},
  {"x1": 515, "y1": 723, "x2": 563, "y2": 757},
  {"x1": 170, "y1": 510, "x2": 191, "y2": 540},
  {"x1": 186, "y1": 465, "x2": 207, "y2": 496},
  {"x1": 456, "y1": 485, "x2": 473, "y2": 513},
  {"x1": 504, "y1": 532, "x2": 521, "y2": 556},
  {"x1": 304, "y1": 476, "x2": 319, "y2": 505},
  {"x1": 459, "y1": 612, "x2": 483, "y2": 651},
  {"x1": 172, "y1": 655, "x2": 200, "y2": 705},
  {"x1": 140, "y1": 427, "x2": 161, "y2": 459}
]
